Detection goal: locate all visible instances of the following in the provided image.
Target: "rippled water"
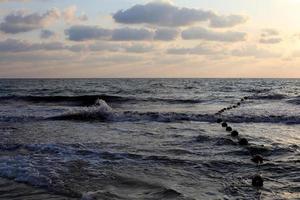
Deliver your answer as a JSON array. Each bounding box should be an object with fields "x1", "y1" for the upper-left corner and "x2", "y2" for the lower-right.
[{"x1": 0, "y1": 79, "x2": 299, "y2": 200}]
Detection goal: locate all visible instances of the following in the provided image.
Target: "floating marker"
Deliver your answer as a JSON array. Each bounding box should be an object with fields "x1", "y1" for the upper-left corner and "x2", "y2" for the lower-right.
[
  {"x1": 231, "y1": 130, "x2": 239, "y2": 137},
  {"x1": 252, "y1": 175, "x2": 264, "y2": 187},
  {"x1": 251, "y1": 155, "x2": 264, "y2": 164},
  {"x1": 222, "y1": 122, "x2": 228, "y2": 127},
  {"x1": 226, "y1": 126, "x2": 232, "y2": 132}
]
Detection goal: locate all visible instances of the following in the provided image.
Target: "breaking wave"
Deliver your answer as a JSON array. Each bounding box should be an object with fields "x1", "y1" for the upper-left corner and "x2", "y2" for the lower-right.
[
  {"x1": 0, "y1": 95, "x2": 132, "y2": 106},
  {"x1": 0, "y1": 95, "x2": 204, "y2": 106},
  {"x1": 49, "y1": 99, "x2": 300, "y2": 124}
]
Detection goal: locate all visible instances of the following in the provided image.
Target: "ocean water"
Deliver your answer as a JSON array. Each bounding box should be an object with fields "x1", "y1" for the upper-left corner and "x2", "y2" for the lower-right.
[{"x1": 0, "y1": 78, "x2": 299, "y2": 200}]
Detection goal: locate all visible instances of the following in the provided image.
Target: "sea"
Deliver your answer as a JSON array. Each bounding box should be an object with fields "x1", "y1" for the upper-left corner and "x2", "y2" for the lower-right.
[{"x1": 0, "y1": 78, "x2": 299, "y2": 200}]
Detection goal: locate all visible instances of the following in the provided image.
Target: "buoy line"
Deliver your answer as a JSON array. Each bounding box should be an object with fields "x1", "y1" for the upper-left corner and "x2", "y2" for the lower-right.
[{"x1": 214, "y1": 96, "x2": 265, "y2": 188}]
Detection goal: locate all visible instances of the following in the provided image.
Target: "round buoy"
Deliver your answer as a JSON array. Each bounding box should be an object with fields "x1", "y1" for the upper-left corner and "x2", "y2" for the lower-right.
[
  {"x1": 222, "y1": 122, "x2": 228, "y2": 127},
  {"x1": 238, "y1": 138, "x2": 248, "y2": 145},
  {"x1": 252, "y1": 174, "x2": 264, "y2": 187},
  {"x1": 237, "y1": 102, "x2": 241, "y2": 106},
  {"x1": 251, "y1": 155, "x2": 264, "y2": 164},
  {"x1": 231, "y1": 130, "x2": 239, "y2": 137},
  {"x1": 226, "y1": 126, "x2": 232, "y2": 132}
]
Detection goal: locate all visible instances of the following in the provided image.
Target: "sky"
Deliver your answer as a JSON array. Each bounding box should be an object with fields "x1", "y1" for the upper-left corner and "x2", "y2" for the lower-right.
[{"x1": 0, "y1": 0, "x2": 300, "y2": 78}]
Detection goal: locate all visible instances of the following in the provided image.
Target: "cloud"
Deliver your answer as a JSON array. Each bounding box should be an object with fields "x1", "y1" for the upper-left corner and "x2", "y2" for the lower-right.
[
  {"x1": 0, "y1": 38, "x2": 32, "y2": 52},
  {"x1": 259, "y1": 29, "x2": 281, "y2": 44},
  {"x1": 0, "y1": 38, "x2": 155, "y2": 54},
  {"x1": 182, "y1": 27, "x2": 246, "y2": 42},
  {"x1": 154, "y1": 28, "x2": 179, "y2": 41},
  {"x1": 63, "y1": 5, "x2": 88, "y2": 23},
  {"x1": 167, "y1": 44, "x2": 223, "y2": 55},
  {"x1": 40, "y1": 29, "x2": 55, "y2": 39},
  {"x1": 0, "y1": 38, "x2": 85, "y2": 52},
  {"x1": 259, "y1": 38, "x2": 282, "y2": 44},
  {"x1": 231, "y1": 45, "x2": 280, "y2": 58},
  {"x1": 65, "y1": 25, "x2": 178, "y2": 41},
  {"x1": 209, "y1": 14, "x2": 247, "y2": 28},
  {"x1": 123, "y1": 43, "x2": 154, "y2": 53},
  {"x1": 261, "y1": 29, "x2": 279, "y2": 37},
  {"x1": 0, "y1": 9, "x2": 60, "y2": 34},
  {"x1": 111, "y1": 27, "x2": 154, "y2": 41},
  {"x1": 113, "y1": 1, "x2": 246, "y2": 28},
  {"x1": 65, "y1": 25, "x2": 112, "y2": 41}
]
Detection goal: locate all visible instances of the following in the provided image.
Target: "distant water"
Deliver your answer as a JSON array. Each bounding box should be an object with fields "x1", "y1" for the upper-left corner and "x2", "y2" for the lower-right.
[{"x1": 0, "y1": 79, "x2": 299, "y2": 200}]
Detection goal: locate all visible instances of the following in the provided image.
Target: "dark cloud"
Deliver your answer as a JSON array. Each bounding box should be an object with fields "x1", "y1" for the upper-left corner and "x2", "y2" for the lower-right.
[
  {"x1": 65, "y1": 25, "x2": 112, "y2": 41},
  {"x1": 113, "y1": 2, "x2": 247, "y2": 27},
  {"x1": 154, "y1": 28, "x2": 179, "y2": 41},
  {"x1": 0, "y1": 39, "x2": 32, "y2": 52},
  {"x1": 111, "y1": 27, "x2": 154, "y2": 41},
  {"x1": 40, "y1": 29, "x2": 55, "y2": 39},
  {"x1": 182, "y1": 27, "x2": 246, "y2": 42},
  {"x1": 65, "y1": 25, "x2": 179, "y2": 41},
  {"x1": 0, "y1": 9, "x2": 60, "y2": 34}
]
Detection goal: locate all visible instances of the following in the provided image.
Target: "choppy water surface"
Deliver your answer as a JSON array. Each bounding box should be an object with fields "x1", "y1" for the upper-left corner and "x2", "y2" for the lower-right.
[{"x1": 0, "y1": 79, "x2": 299, "y2": 200}]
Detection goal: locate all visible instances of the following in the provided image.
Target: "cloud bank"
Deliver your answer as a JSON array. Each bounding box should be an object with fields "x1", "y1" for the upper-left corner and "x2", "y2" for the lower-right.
[
  {"x1": 0, "y1": 9, "x2": 60, "y2": 34},
  {"x1": 113, "y1": 2, "x2": 247, "y2": 28},
  {"x1": 182, "y1": 27, "x2": 246, "y2": 42}
]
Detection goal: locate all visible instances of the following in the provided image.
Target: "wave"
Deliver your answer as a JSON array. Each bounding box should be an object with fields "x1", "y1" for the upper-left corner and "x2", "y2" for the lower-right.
[
  {"x1": 286, "y1": 96, "x2": 300, "y2": 105},
  {"x1": 0, "y1": 95, "x2": 133, "y2": 106},
  {"x1": 48, "y1": 99, "x2": 300, "y2": 124},
  {"x1": 249, "y1": 93, "x2": 287, "y2": 100},
  {"x1": 0, "y1": 95, "x2": 204, "y2": 106}
]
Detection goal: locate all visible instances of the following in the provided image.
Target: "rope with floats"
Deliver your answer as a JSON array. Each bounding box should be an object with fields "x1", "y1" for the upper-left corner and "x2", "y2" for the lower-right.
[{"x1": 214, "y1": 96, "x2": 265, "y2": 188}]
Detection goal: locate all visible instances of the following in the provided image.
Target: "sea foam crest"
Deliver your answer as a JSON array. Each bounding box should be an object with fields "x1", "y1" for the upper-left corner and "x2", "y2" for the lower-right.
[{"x1": 50, "y1": 99, "x2": 114, "y2": 121}]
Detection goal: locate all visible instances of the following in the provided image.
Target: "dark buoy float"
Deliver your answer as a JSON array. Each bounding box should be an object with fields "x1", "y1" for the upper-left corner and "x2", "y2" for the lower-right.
[
  {"x1": 252, "y1": 174, "x2": 264, "y2": 187},
  {"x1": 231, "y1": 130, "x2": 239, "y2": 137},
  {"x1": 251, "y1": 155, "x2": 264, "y2": 164},
  {"x1": 239, "y1": 138, "x2": 248, "y2": 145},
  {"x1": 222, "y1": 122, "x2": 228, "y2": 127},
  {"x1": 226, "y1": 126, "x2": 232, "y2": 132}
]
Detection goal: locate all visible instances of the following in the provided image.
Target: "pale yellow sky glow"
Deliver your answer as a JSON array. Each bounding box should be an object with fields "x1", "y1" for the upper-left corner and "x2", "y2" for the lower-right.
[{"x1": 0, "y1": 0, "x2": 300, "y2": 78}]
